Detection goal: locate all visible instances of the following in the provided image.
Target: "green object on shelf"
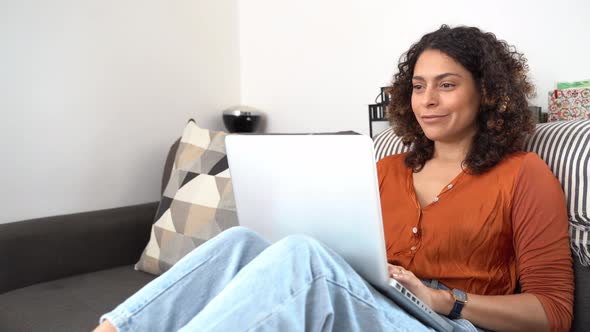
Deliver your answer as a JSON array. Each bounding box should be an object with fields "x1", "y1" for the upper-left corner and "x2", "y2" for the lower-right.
[{"x1": 556, "y1": 80, "x2": 590, "y2": 89}]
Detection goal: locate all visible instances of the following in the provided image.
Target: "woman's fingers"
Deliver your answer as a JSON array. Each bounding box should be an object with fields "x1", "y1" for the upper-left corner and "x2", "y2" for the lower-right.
[
  {"x1": 388, "y1": 264, "x2": 414, "y2": 278},
  {"x1": 387, "y1": 264, "x2": 436, "y2": 309},
  {"x1": 388, "y1": 265, "x2": 419, "y2": 288},
  {"x1": 388, "y1": 264, "x2": 403, "y2": 276}
]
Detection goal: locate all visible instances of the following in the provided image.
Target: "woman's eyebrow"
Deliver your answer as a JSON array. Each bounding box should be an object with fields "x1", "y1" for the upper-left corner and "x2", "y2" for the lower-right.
[{"x1": 412, "y1": 73, "x2": 463, "y2": 81}]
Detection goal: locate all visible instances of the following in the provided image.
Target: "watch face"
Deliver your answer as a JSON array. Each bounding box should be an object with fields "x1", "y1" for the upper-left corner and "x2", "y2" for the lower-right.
[{"x1": 453, "y1": 289, "x2": 467, "y2": 302}]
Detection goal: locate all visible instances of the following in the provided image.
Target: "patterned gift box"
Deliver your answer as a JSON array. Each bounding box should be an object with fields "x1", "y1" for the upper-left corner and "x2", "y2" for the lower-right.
[{"x1": 548, "y1": 87, "x2": 590, "y2": 122}]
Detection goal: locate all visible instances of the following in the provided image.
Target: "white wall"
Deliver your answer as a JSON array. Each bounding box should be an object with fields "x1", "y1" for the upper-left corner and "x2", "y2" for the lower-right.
[
  {"x1": 3, "y1": 0, "x2": 588, "y2": 223},
  {"x1": 0, "y1": 0, "x2": 240, "y2": 223},
  {"x1": 239, "y1": 0, "x2": 590, "y2": 134}
]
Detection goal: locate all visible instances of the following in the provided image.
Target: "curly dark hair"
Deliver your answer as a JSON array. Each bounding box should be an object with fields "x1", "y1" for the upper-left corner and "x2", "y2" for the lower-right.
[{"x1": 387, "y1": 24, "x2": 535, "y2": 174}]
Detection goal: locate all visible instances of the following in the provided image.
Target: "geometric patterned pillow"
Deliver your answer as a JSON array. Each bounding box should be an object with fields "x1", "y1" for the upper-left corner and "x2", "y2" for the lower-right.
[{"x1": 135, "y1": 119, "x2": 238, "y2": 275}]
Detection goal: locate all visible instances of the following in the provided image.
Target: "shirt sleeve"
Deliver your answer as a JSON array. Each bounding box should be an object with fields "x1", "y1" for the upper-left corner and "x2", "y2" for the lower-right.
[{"x1": 511, "y1": 153, "x2": 574, "y2": 332}]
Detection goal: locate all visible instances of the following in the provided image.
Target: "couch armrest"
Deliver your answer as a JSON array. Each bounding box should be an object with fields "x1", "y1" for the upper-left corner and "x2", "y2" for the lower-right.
[{"x1": 0, "y1": 202, "x2": 158, "y2": 294}]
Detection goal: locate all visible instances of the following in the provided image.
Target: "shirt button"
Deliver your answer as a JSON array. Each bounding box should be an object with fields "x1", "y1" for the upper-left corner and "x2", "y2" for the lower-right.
[
  {"x1": 410, "y1": 246, "x2": 417, "y2": 251},
  {"x1": 433, "y1": 196, "x2": 439, "y2": 202},
  {"x1": 447, "y1": 184, "x2": 453, "y2": 189},
  {"x1": 412, "y1": 227, "x2": 418, "y2": 234}
]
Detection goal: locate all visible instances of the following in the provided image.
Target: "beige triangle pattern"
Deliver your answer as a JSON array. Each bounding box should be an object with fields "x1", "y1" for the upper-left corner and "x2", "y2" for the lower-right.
[
  {"x1": 208, "y1": 132, "x2": 227, "y2": 153},
  {"x1": 216, "y1": 168, "x2": 231, "y2": 178},
  {"x1": 218, "y1": 182, "x2": 236, "y2": 211},
  {"x1": 176, "y1": 144, "x2": 206, "y2": 171},
  {"x1": 181, "y1": 122, "x2": 211, "y2": 149},
  {"x1": 154, "y1": 209, "x2": 176, "y2": 233},
  {"x1": 188, "y1": 150, "x2": 225, "y2": 174},
  {"x1": 163, "y1": 172, "x2": 182, "y2": 198},
  {"x1": 195, "y1": 219, "x2": 223, "y2": 240},
  {"x1": 183, "y1": 205, "x2": 218, "y2": 237},
  {"x1": 215, "y1": 177, "x2": 230, "y2": 194},
  {"x1": 169, "y1": 199, "x2": 193, "y2": 234},
  {"x1": 135, "y1": 255, "x2": 161, "y2": 275},
  {"x1": 174, "y1": 175, "x2": 220, "y2": 207},
  {"x1": 215, "y1": 209, "x2": 239, "y2": 229},
  {"x1": 144, "y1": 227, "x2": 161, "y2": 259},
  {"x1": 154, "y1": 225, "x2": 165, "y2": 248}
]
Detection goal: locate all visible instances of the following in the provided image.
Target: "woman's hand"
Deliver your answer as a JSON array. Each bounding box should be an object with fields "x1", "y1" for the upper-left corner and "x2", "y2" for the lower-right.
[{"x1": 388, "y1": 264, "x2": 452, "y2": 315}]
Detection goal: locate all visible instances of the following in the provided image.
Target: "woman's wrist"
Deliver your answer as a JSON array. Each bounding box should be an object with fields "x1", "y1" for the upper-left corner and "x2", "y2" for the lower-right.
[{"x1": 431, "y1": 288, "x2": 454, "y2": 315}]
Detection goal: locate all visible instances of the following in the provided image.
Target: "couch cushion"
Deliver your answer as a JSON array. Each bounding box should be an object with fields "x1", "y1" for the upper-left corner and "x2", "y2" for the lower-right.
[
  {"x1": 0, "y1": 265, "x2": 154, "y2": 332},
  {"x1": 136, "y1": 119, "x2": 238, "y2": 275},
  {"x1": 572, "y1": 258, "x2": 590, "y2": 332},
  {"x1": 523, "y1": 119, "x2": 590, "y2": 266},
  {"x1": 372, "y1": 126, "x2": 410, "y2": 161}
]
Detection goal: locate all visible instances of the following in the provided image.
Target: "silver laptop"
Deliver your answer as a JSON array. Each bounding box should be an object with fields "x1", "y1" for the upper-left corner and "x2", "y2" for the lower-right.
[{"x1": 225, "y1": 134, "x2": 453, "y2": 332}]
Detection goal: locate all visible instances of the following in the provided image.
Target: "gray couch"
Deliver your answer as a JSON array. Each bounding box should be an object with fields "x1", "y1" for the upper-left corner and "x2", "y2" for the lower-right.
[
  {"x1": 0, "y1": 202, "x2": 158, "y2": 331},
  {"x1": 0, "y1": 138, "x2": 182, "y2": 332},
  {"x1": 1, "y1": 132, "x2": 588, "y2": 331}
]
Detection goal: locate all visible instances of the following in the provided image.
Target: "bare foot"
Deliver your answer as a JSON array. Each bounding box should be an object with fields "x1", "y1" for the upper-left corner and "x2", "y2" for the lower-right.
[{"x1": 93, "y1": 320, "x2": 117, "y2": 332}]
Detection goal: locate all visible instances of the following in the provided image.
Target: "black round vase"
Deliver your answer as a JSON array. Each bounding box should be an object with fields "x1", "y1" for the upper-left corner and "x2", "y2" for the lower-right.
[{"x1": 222, "y1": 110, "x2": 262, "y2": 133}]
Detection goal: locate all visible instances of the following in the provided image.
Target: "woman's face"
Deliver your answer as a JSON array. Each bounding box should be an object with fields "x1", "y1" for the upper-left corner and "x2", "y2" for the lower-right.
[{"x1": 410, "y1": 49, "x2": 481, "y2": 144}]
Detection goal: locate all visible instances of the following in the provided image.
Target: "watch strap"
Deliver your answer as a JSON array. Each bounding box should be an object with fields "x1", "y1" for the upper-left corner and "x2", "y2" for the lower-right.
[{"x1": 448, "y1": 289, "x2": 467, "y2": 319}]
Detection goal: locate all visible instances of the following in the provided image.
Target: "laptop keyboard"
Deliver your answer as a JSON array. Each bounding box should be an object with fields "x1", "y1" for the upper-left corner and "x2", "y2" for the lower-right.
[{"x1": 389, "y1": 278, "x2": 436, "y2": 316}]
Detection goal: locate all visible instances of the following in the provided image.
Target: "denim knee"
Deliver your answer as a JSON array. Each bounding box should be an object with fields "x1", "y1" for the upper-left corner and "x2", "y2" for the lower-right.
[
  {"x1": 278, "y1": 233, "x2": 325, "y2": 252},
  {"x1": 273, "y1": 234, "x2": 333, "y2": 268},
  {"x1": 217, "y1": 226, "x2": 262, "y2": 243},
  {"x1": 270, "y1": 234, "x2": 366, "y2": 289}
]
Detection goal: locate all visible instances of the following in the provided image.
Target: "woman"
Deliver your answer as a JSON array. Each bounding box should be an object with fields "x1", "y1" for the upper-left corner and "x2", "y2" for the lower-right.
[{"x1": 95, "y1": 25, "x2": 573, "y2": 332}]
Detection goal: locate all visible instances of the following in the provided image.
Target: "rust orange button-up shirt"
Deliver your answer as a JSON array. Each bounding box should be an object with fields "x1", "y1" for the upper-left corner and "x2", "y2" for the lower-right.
[{"x1": 377, "y1": 152, "x2": 574, "y2": 331}]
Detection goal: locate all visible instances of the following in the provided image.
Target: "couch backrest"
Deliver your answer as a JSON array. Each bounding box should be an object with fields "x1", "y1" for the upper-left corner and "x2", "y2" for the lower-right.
[{"x1": 522, "y1": 121, "x2": 590, "y2": 259}]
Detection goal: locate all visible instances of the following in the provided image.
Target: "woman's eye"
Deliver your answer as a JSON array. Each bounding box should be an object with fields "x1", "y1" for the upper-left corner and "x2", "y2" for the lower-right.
[
  {"x1": 440, "y1": 83, "x2": 455, "y2": 89},
  {"x1": 412, "y1": 85, "x2": 423, "y2": 91}
]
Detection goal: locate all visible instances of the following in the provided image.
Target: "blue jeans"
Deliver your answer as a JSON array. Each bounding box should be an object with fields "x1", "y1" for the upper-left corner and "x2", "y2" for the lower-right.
[{"x1": 101, "y1": 227, "x2": 482, "y2": 332}]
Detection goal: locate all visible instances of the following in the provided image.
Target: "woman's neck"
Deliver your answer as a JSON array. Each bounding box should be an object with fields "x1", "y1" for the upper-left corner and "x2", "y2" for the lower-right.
[{"x1": 431, "y1": 131, "x2": 476, "y2": 165}]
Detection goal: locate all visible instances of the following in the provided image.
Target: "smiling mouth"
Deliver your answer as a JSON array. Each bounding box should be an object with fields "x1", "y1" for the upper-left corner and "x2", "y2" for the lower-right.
[
  {"x1": 421, "y1": 114, "x2": 448, "y2": 119},
  {"x1": 420, "y1": 114, "x2": 448, "y2": 124}
]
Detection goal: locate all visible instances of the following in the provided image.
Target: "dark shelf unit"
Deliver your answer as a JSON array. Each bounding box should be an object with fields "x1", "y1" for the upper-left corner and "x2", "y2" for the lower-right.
[{"x1": 368, "y1": 87, "x2": 391, "y2": 137}]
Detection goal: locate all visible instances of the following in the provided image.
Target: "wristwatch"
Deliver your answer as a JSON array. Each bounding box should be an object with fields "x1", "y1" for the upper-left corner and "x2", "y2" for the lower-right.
[{"x1": 448, "y1": 288, "x2": 468, "y2": 319}]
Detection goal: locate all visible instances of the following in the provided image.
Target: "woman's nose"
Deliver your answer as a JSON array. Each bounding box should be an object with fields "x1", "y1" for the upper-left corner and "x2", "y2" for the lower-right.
[{"x1": 422, "y1": 87, "x2": 438, "y2": 107}]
